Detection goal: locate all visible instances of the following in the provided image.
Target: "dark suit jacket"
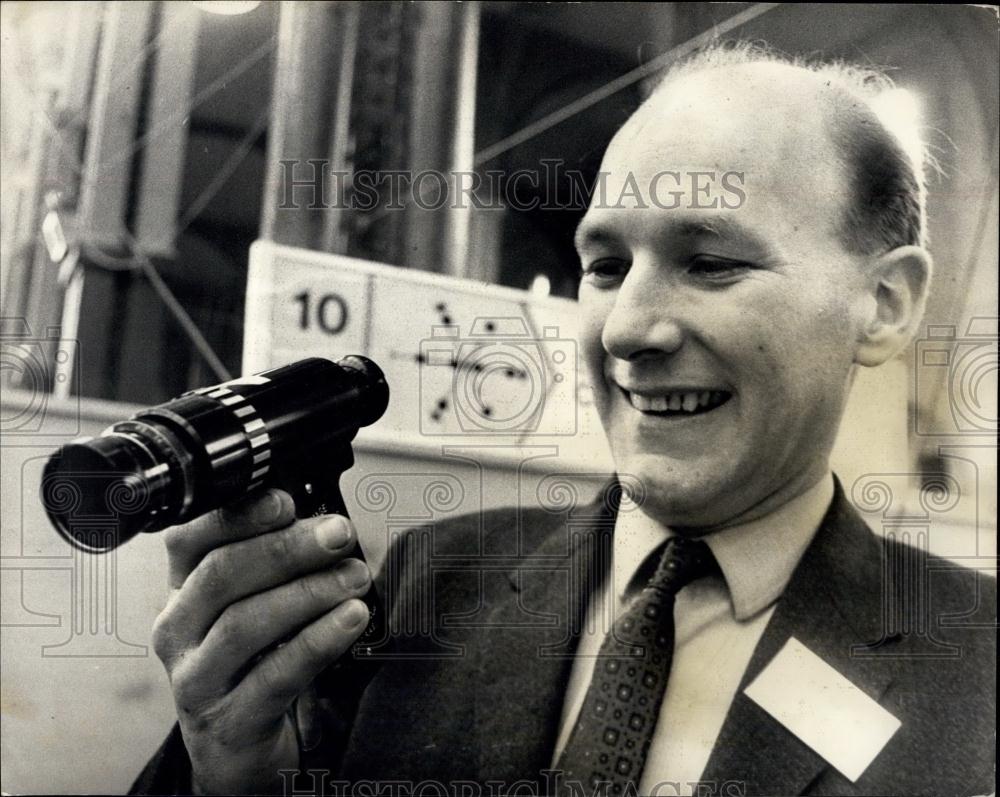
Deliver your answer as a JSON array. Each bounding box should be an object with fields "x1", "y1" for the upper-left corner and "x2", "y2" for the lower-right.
[{"x1": 133, "y1": 480, "x2": 995, "y2": 796}]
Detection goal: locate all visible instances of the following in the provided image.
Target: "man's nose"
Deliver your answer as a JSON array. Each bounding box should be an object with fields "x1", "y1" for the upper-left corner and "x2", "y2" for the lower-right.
[{"x1": 600, "y1": 261, "x2": 684, "y2": 362}]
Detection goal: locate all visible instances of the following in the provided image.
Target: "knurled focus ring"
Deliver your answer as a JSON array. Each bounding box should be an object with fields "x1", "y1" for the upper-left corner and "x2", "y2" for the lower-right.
[{"x1": 194, "y1": 385, "x2": 271, "y2": 491}]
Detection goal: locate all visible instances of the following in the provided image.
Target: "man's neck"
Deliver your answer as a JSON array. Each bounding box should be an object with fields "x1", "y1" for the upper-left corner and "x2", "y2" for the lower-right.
[
  {"x1": 613, "y1": 472, "x2": 835, "y2": 619},
  {"x1": 669, "y1": 461, "x2": 833, "y2": 536}
]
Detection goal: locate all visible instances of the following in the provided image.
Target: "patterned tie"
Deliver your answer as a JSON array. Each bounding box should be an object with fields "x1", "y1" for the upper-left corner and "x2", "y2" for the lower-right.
[{"x1": 557, "y1": 536, "x2": 719, "y2": 796}]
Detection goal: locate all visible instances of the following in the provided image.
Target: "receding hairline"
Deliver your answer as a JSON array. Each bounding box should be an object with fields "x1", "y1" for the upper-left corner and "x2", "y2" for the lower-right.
[
  {"x1": 620, "y1": 42, "x2": 929, "y2": 254},
  {"x1": 611, "y1": 58, "x2": 853, "y2": 176}
]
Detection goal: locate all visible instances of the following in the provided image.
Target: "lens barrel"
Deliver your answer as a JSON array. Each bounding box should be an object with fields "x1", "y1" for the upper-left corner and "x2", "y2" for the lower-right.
[{"x1": 42, "y1": 356, "x2": 389, "y2": 552}]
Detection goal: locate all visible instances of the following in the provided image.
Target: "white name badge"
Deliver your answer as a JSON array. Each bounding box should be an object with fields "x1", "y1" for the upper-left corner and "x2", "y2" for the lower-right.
[{"x1": 744, "y1": 637, "x2": 901, "y2": 782}]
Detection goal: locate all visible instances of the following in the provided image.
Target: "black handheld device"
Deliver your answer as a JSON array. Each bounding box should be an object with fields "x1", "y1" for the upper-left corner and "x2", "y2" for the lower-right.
[{"x1": 40, "y1": 355, "x2": 390, "y2": 685}]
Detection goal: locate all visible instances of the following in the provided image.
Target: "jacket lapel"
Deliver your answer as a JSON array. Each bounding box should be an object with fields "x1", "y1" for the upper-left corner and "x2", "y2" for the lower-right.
[
  {"x1": 472, "y1": 486, "x2": 617, "y2": 784},
  {"x1": 701, "y1": 482, "x2": 902, "y2": 795}
]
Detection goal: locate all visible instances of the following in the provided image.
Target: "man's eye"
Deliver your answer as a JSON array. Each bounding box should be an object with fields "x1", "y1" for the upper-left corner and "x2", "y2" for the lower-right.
[
  {"x1": 581, "y1": 258, "x2": 629, "y2": 283},
  {"x1": 689, "y1": 256, "x2": 752, "y2": 279}
]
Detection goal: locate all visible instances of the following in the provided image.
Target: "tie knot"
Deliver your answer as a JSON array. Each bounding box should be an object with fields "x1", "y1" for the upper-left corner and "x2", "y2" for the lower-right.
[{"x1": 646, "y1": 536, "x2": 718, "y2": 595}]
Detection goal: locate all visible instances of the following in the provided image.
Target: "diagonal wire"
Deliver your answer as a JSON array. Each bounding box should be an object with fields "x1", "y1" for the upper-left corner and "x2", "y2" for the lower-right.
[
  {"x1": 90, "y1": 104, "x2": 274, "y2": 381},
  {"x1": 177, "y1": 105, "x2": 270, "y2": 234},
  {"x1": 356, "y1": 3, "x2": 780, "y2": 233},
  {"x1": 101, "y1": 34, "x2": 277, "y2": 174},
  {"x1": 472, "y1": 2, "x2": 780, "y2": 167},
  {"x1": 116, "y1": 106, "x2": 274, "y2": 382},
  {"x1": 120, "y1": 230, "x2": 233, "y2": 380}
]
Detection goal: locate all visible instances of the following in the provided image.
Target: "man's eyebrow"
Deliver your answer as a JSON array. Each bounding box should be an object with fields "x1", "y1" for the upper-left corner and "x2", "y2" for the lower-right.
[
  {"x1": 673, "y1": 216, "x2": 779, "y2": 257},
  {"x1": 575, "y1": 216, "x2": 774, "y2": 254},
  {"x1": 675, "y1": 217, "x2": 759, "y2": 244},
  {"x1": 573, "y1": 221, "x2": 615, "y2": 252}
]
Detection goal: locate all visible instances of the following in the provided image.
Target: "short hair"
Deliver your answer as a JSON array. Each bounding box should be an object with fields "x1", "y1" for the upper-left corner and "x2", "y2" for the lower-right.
[{"x1": 645, "y1": 41, "x2": 928, "y2": 254}]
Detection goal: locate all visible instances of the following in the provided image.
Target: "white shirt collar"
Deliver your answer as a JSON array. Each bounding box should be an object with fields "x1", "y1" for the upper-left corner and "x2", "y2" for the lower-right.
[{"x1": 612, "y1": 474, "x2": 835, "y2": 621}]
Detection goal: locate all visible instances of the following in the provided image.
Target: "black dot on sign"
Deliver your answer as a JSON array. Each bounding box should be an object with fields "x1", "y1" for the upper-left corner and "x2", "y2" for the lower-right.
[
  {"x1": 482, "y1": 407, "x2": 492, "y2": 417},
  {"x1": 485, "y1": 321, "x2": 495, "y2": 332},
  {"x1": 431, "y1": 412, "x2": 440, "y2": 422},
  {"x1": 442, "y1": 315, "x2": 452, "y2": 324},
  {"x1": 435, "y1": 302, "x2": 446, "y2": 311},
  {"x1": 505, "y1": 369, "x2": 514, "y2": 377},
  {"x1": 416, "y1": 353, "x2": 426, "y2": 363},
  {"x1": 437, "y1": 399, "x2": 447, "y2": 409}
]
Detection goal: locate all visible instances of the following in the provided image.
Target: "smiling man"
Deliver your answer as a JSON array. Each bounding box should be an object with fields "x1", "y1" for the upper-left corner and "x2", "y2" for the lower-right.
[
  {"x1": 133, "y1": 43, "x2": 994, "y2": 797},
  {"x1": 549, "y1": 46, "x2": 996, "y2": 797},
  {"x1": 576, "y1": 56, "x2": 922, "y2": 532}
]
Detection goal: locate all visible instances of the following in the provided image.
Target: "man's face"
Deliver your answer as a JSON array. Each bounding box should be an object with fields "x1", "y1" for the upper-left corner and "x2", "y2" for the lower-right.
[{"x1": 577, "y1": 66, "x2": 872, "y2": 529}]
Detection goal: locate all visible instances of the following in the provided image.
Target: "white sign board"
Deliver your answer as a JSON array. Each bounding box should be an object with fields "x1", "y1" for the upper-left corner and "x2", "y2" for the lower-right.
[{"x1": 243, "y1": 241, "x2": 614, "y2": 470}]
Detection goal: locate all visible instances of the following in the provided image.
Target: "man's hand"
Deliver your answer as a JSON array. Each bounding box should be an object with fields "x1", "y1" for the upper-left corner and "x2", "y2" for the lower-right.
[{"x1": 151, "y1": 489, "x2": 371, "y2": 795}]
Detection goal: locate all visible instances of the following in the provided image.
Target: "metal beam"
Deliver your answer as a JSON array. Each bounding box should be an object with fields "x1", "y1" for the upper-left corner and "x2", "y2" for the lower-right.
[
  {"x1": 134, "y1": 2, "x2": 201, "y2": 258},
  {"x1": 77, "y1": 1, "x2": 154, "y2": 251}
]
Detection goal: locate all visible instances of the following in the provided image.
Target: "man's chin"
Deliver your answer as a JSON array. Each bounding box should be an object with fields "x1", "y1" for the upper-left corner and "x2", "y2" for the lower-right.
[
  {"x1": 635, "y1": 491, "x2": 737, "y2": 531},
  {"x1": 615, "y1": 468, "x2": 740, "y2": 530}
]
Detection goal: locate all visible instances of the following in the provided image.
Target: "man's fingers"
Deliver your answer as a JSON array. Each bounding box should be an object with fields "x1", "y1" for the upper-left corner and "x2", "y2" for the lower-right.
[
  {"x1": 229, "y1": 598, "x2": 370, "y2": 729},
  {"x1": 165, "y1": 489, "x2": 297, "y2": 588},
  {"x1": 156, "y1": 514, "x2": 360, "y2": 655},
  {"x1": 190, "y1": 558, "x2": 372, "y2": 693}
]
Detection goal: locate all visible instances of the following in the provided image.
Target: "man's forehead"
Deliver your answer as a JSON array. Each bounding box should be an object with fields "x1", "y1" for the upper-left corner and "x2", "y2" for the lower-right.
[
  {"x1": 605, "y1": 64, "x2": 840, "y2": 181},
  {"x1": 634, "y1": 61, "x2": 837, "y2": 129},
  {"x1": 586, "y1": 63, "x2": 851, "y2": 246}
]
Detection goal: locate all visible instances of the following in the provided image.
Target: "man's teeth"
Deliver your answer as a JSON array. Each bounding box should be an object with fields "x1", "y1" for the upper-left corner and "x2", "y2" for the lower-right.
[{"x1": 628, "y1": 391, "x2": 725, "y2": 413}]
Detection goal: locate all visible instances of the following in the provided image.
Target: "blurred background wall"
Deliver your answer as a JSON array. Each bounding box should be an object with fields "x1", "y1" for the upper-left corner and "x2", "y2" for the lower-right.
[{"x1": 1, "y1": 2, "x2": 996, "y2": 793}]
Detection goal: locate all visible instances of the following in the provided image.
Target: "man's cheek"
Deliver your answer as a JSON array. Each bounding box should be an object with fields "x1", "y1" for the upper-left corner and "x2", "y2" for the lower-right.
[
  {"x1": 584, "y1": 369, "x2": 614, "y2": 421},
  {"x1": 577, "y1": 314, "x2": 609, "y2": 387}
]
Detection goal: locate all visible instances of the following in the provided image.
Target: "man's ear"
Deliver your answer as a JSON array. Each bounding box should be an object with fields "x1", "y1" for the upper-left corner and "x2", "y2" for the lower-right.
[{"x1": 854, "y1": 245, "x2": 932, "y2": 367}]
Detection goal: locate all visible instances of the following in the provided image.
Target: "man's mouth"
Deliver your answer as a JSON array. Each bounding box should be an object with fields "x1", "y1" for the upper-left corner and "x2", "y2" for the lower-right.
[{"x1": 621, "y1": 387, "x2": 732, "y2": 416}]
